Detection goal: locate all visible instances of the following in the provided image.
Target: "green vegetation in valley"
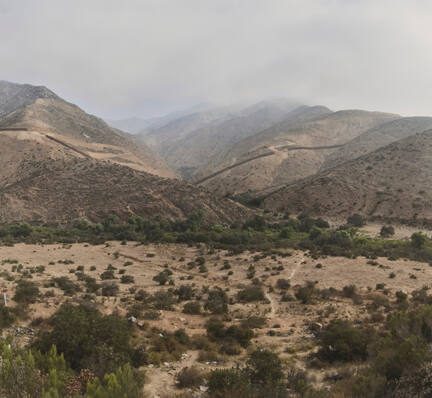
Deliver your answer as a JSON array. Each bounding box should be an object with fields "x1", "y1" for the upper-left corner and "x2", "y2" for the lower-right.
[{"x1": 0, "y1": 213, "x2": 430, "y2": 263}]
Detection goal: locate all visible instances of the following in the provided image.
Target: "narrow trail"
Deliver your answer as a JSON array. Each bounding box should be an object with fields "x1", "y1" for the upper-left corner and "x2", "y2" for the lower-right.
[
  {"x1": 265, "y1": 252, "x2": 305, "y2": 320},
  {"x1": 265, "y1": 290, "x2": 277, "y2": 319},
  {"x1": 289, "y1": 253, "x2": 305, "y2": 280},
  {"x1": 193, "y1": 144, "x2": 343, "y2": 185}
]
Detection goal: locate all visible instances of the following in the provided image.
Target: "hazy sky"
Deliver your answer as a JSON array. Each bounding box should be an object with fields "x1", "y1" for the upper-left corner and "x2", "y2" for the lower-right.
[{"x1": 1, "y1": 0, "x2": 431, "y2": 119}]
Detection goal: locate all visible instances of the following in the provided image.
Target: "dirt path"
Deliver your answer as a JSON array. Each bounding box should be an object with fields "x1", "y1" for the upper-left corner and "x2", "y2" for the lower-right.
[
  {"x1": 144, "y1": 351, "x2": 203, "y2": 397},
  {"x1": 265, "y1": 290, "x2": 277, "y2": 319},
  {"x1": 264, "y1": 252, "x2": 305, "y2": 321},
  {"x1": 194, "y1": 144, "x2": 344, "y2": 185},
  {"x1": 289, "y1": 253, "x2": 305, "y2": 280}
]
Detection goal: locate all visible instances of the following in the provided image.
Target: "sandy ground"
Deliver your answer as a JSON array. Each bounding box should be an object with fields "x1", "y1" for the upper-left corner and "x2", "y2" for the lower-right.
[{"x1": 0, "y1": 241, "x2": 430, "y2": 396}]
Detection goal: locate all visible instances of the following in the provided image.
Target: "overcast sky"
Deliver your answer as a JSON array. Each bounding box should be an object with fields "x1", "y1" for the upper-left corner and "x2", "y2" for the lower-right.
[{"x1": 1, "y1": 0, "x2": 431, "y2": 119}]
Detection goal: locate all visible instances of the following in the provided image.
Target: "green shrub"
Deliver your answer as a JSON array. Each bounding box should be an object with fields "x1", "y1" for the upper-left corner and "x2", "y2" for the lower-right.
[
  {"x1": 208, "y1": 368, "x2": 250, "y2": 397},
  {"x1": 276, "y1": 279, "x2": 290, "y2": 290},
  {"x1": 176, "y1": 366, "x2": 204, "y2": 388},
  {"x1": 205, "y1": 288, "x2": 228, "y2": 314},
  {"x1": 411, "y1": 232, "x2": 429, "y2": 249},
  {"x1": 347, "y1": 214, "x2": 366, "y2": 227},
  {"x1": 100, "y1": 270, "x2": 116, "y2": 280},
  {"x1": 34, "y1": 303, "x2": 133, "y2": 377},
  {"x1": 101, "y1": 283, "x2": 119, "y2": 297},
  {"x1": 120, "y1": 275, "x2": 134, "y2": 284},
  {"x1": 183, "y1": 301, "x2": 201, "y2": 315},
  {"x1": 247, "y1": 349, "x2": 284, "y2": 386},
  {"x1": 84, "y1": 363, "x2": 144, "y2": 398},
  {"x1": 151, "y1": 290, "x2": 176, "y2": 310},
  {"x1": 318, "y1": 319, "x2": 369, "y2": 362},
  {"x1": 52, "y1": 277, "x2": 81, "y2": 296},
  {"x1": 153, "y1": 271, "x2": 170, "y2": 286},
  {"x1": 13, "y1": 280, "x2": 39, "y2": 304},
  {"x1": 380, "y1": 225, "x2": 395, "y2": 238},
  {"x1": 0, "y1": 305, "x2": 16, "y2": 329},
  {"x1": 175, "y1": 285, "x2": 195, "y2": 301},
  {"x1": 236, "y1": 285, "x2": 265, "y2": 302}
]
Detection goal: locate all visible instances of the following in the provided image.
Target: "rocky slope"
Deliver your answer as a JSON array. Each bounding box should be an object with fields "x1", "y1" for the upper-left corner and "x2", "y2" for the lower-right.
[
  {"x1": 0, "y1": 80, "x2": 58, "y2": 116},
  {"x1": 322, "y1": 116, "x2": 432, "y2": 170},
  {"x1": 196, "y1": 109, "x2": 399, "y2": 196},
  {"x1": 0, "y1": 81, "x2": 176, "y2": 178},
  {"x1": 0, "y1": 157, "x2": 250, "y2": 224},
  {"x1": 263, "y1": 131, "x2": 432, "y2": 222}
]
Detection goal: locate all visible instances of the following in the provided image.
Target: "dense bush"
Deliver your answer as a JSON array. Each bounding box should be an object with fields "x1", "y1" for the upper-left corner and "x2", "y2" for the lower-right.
[
  {"x1": 52, "y1": 276, "x2": 81, "y2": 296},
  {"x1": 153, "y1": 271, "x2": 171, "y2": 286},
  {"x1": 206, "y1": 318, "x2": 253, "y2": 353},
  {"x1": 208, "y1": 349, "x2": 286, "y2": 398},
  {"x1": 205, "y1": 288, "x2": 228, "y2": 314},
  {"x1": 276, "y1": 279, "x2": 290, "y2": 290},
  {"x1": 175, "y1": 285, "x2": 195, "y2": 301},
  {"x1": 347, "y1": 214, "x2": 366, "y2": 227},
  {"x1": 34, "y1": 303, "x2": 134, "y2": 377},
  {"x1": 176, "y1": 366, "x2": 204, "y2": 388},
  {"x1": 13, "y1": 280, "x2": 39, "y2": 304},
  {"x1": 101, "y1": 283, "x2": 119, "y2": 297},
  {"x1": 183, "y1": 301, "x2": 201, "y2": 315},
  {"x1": 380, "y1": 225, "x2": 395, "y2": 237},
  {"x1": 0, "y1": 305, "x2": 15, "y2": 329},
  {"x1": 151, "y1": 290, "x2": 176, "y2": 310},
  {"x1": 236, "y1": 285, "x2": 265, "y2": 302},
  {"x1": 318, "y1": 319, "x2": 369, "y2": 362}
]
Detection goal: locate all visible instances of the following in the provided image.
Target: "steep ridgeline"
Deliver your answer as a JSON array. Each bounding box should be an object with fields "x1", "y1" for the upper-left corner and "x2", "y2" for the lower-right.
[
  {"x1": 322, "y1": 116, "x2": 432, "y2": 170},
  {"x1": 0, "y1": 80, "x2": 59, "y2": 116},
  {"x1": 263, "y1": 131, "x2": 432, "y2": 223},
  {"x1": 195, "y1": 108, "x2": 399, "y2": 196},
  {"x1": 0, "y1": 81, "x2": 176, "y2": 178}
]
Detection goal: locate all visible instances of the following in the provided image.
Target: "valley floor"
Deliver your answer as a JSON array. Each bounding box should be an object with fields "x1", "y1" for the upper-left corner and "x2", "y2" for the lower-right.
[{"x1": 1, "y1": 242, "x2": 431, "y2": 396}]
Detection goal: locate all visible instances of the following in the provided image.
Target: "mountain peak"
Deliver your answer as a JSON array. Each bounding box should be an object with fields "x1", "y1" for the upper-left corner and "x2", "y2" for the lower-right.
[{"x1": 0, "y1": 80, "x2": 58, "y2": 116}]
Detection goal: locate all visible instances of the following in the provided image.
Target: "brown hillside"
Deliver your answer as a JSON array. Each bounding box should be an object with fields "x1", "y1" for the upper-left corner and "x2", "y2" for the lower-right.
[
  {"x1": 197, "y1": 109, "x2": 399, "y2": 196},
  {"x1": 0, "y1": 157, "x2": 250, "y2": 225},
  {"x1": 322, "y1": 116, "x2": 432, "y2": 170},
  {"x1": 0, "y1": 81, "x2": 176, "y2": 178},
  {"x1": 263, "y1": 132, "x2": 432, "y2": 223}
]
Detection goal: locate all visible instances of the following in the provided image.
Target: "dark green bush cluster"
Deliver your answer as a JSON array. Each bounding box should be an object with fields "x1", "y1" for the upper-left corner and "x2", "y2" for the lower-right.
[
  {"x1": 205, "y1": 287, "x2": 228, "y2": 314},
  {"x1": 13, "y1": 280, "x2": 40, "y2": 304},
  {"x1": 33, "y1": 303, "x2": 141, "y2": 377},
  {"x1": 0, "y1": 342, "x2": 144, "y2": 398},
  {"x1": 236, "y1": 285, "x2": 265, "y2": 302},
  {"x1": 208, "y1": 349, "x2": 306, "y2": 398},
  {"x1": 206, "y1": 318, "x2": 253, "y2": 355}
]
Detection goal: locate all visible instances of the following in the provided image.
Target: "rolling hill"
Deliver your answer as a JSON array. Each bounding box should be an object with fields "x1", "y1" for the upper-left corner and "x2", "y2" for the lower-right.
[
  {"x1": 263, "y1": 131, "x2": 432, "y2": 223},
  {"x1": 0, "y1": 157, "x2": 250, "y2": 224},
  {"x1": 195, "y1": 108, "x2": 399, "y2": 196},
  {"x1": 321, "y1": 116, "x2": 432, "y2": 170}
]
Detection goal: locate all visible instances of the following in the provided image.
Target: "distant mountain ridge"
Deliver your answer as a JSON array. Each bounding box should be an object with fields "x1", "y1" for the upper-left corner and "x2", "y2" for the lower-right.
[
  {"x1": 263, "y1": 131, "x2": 432, "y2": 223},
  {"x1": 322, "y1": 116, "x2": 432, "y2": 170},
  {"x1": 195, "y1": 108, "x2": 399, "y2": 196},
  {"x1": 139, "y1": 99, "x2": 302, "y2": 177}
]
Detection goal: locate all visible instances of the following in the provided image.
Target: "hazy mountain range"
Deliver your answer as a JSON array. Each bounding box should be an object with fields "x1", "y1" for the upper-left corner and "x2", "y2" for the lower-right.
[{"x1": 2, "y1": 80, "x2": 432, "y2": 225}]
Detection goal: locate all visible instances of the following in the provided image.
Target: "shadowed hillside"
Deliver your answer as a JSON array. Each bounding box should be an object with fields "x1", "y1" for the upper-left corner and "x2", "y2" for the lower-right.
[{"x1": 0, "y1": 157, "x2": 250, "y2": 224}]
